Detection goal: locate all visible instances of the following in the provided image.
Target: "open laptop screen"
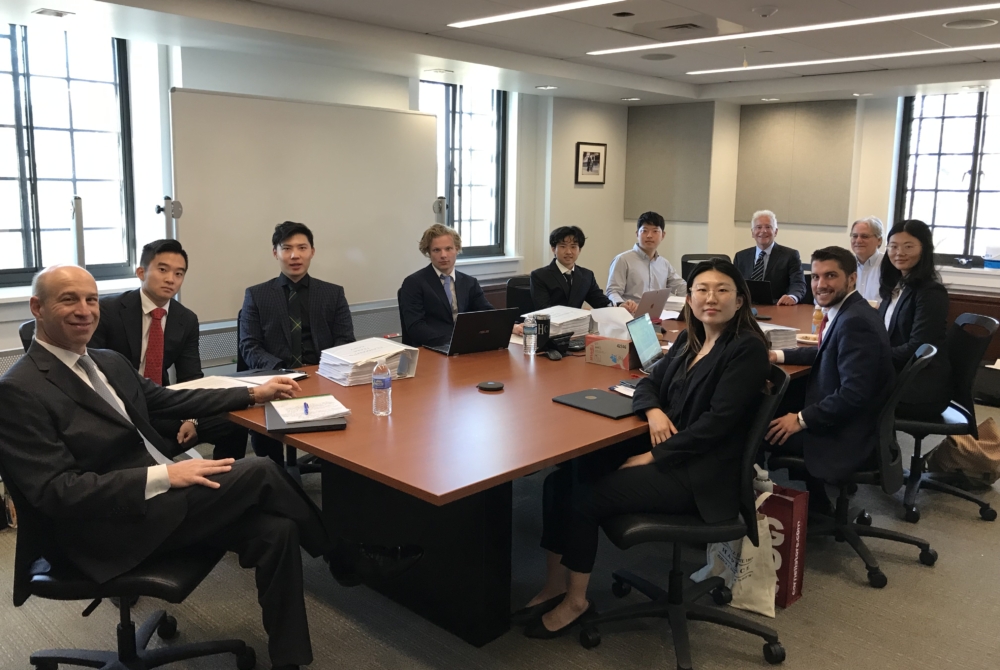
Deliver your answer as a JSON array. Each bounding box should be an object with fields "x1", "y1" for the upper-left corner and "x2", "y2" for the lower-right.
[{"x1": 626, "y1": 313, "x2": 664, "y2": 370}]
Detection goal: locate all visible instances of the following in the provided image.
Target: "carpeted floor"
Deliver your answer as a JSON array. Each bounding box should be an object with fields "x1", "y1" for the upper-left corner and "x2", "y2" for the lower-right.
[{"x1": 2, "y1": 417, "x2": 999, "y2": 670}]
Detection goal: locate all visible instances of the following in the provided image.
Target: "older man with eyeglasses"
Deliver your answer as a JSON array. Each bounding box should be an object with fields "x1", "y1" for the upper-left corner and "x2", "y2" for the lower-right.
[{"x1": 850, "y1": 216, "x2": 885, "y2": 304}]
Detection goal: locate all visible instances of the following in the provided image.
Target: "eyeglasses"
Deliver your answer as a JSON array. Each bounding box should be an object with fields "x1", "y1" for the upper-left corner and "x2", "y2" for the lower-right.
[
  {"x1": 752, "y1": 226, "x2": 774, "y2": 233},
  {"x1": 887, "y1": 243, "x2": 920, "y2": 253},
  {"x1": 850, "y1": 233, "x2": 876, "y2": 241}
]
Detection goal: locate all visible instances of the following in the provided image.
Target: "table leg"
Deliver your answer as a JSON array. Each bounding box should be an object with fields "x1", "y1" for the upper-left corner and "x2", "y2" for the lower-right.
[{"x1": 322, "y1": 462, "x2": 512, "y2": 647}]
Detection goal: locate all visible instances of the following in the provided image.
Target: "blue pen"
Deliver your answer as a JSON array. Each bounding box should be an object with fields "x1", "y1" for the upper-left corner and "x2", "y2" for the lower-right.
[{"x1": 303, "y1": 402, "x2": 309, "y2": 416}]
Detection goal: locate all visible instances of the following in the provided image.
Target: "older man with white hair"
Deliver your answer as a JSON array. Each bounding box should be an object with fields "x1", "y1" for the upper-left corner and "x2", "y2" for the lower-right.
[
  {"x1": 734, "y1": 210, "x2": 806, "y2": 306},
  {"x1": 851, "y1": 216, "x2": 885, "y2": 303}
]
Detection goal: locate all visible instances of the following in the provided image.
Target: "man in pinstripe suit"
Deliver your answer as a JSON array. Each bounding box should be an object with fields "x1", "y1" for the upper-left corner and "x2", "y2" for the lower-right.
[{"x1": 239, "y1": 221, "x2": 355, "y2": 462}]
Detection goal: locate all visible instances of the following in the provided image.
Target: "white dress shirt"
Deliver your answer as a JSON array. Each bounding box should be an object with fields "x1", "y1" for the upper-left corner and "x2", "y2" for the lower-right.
[
  {"x1": 139, "y1": 290, "x2": 170, "y2": 378},
  {"x1": 856, "y1": 250, "x2": 884, "y2": 303},
  {"x1": 884, "y1": 289, "x2": 902, "y2": 329},
  {"x1": 606, "y1": 243, "x2": 686, "y2": 304},
  {"x1": 35, "y1": 338, "x2": 171, "y2": 500}
]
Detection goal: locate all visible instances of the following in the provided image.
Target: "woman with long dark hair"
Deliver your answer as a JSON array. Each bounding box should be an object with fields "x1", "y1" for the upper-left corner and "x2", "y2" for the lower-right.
[
  {"x1": 514, "y1": 258, "x2": 770, "y2": 638},
  {"x1": 878, "y1": 219, "x2": 951, "y2": 417}
]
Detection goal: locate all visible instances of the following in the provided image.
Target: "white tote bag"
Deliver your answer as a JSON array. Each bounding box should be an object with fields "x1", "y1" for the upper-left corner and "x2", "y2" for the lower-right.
[{"x1": 690, "y1": 492, "x2": 777, "y2": 618}]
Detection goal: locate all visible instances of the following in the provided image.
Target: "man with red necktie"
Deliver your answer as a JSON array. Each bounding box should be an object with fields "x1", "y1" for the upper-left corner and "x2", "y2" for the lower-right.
[{"x1": 90, "y1": 239, "x2": 250, "y2": 460}]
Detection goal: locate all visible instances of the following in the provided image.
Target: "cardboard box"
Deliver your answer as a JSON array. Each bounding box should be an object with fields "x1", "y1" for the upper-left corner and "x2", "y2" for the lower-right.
[{"x1": 584, "y1": 334, "x2": 641, "y2": 370}]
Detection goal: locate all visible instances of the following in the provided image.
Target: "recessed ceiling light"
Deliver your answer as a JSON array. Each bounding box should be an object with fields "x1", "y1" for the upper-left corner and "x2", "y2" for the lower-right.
[
  {"x1": 621, "y1": 97, "x2": 641, "y2": 101},
  {"x1": 31, "y1": 8, "x2": 74, "y2": 17},
  {"x1": 536, "y1": 85, "x2": 559, "y2": 90},
  {"x1": 853, "y1": 93, "x2": 874, "y2": 97},
  {"x1": 612, "y1": 12, "x2": 634, "y2": 17},
  {"x1": 424, "y1": 69, "x2": 454, "y2": 75},
  {"x1": 688, "y1": 43, "x2": 1000, "y2": 75},
  {"x1": 944, "y1": 18, "x2": 999, "y2": 29},
  {"x1": 449, "y1": 0, "x2": 626, "y2": 29},
  {"x1": 588, "y1": 2, "x2": 1000, "y2": 55},
  {"x1": 640, "y1": 53, "x2": 676, "y2": 61},
  {"x1": 964, "y1": 84, "x2": 989, "y2": 89},
  {"x1": 761, "y1": 98, "x2": 780, "y2": 101}
]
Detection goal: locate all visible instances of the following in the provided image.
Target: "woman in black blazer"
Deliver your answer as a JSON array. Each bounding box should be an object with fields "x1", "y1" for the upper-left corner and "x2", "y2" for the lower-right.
[
  {"x1": 878, "y1": 220, "x2": 952, "y2": 417},
  {"x1": 515, "y1": 258, "x2": 770, "y2": 639}
]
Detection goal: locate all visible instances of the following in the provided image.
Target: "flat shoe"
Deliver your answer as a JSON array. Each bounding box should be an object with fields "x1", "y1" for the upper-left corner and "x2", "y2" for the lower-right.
[
  {"x1": 524, "y1": 601, "x2": 595, "y2": 639},
  {"x1": 510, "y1": 593, "x2": 565, "y2": 626}
]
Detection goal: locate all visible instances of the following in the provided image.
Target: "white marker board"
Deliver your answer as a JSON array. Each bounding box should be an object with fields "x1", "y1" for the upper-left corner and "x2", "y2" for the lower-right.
[{"x1": 170, "y1": 88, "x2": 437, "y2": 322}]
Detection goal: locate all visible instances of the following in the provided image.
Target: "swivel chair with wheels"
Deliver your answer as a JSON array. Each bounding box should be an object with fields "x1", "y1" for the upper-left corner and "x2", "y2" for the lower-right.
[
  {"x1": 19, "y1": 319, "x2": 35, "y2": 351},
  {"x1": 0, "y1": 466, "x2": 256, "y2": 670},
  {"x1": 680, "y1": 254, "x2": 730, "y2": 281},
  {"x1": 578, "y1": 365, "x2": 790, "y2": 669},
  {"x1": 505, "y1": 275, "x2": 533, "y2": 320},
  {"x1": 894, "y1": 313, "x2": 998, "y2": 523},
  {"x1": 769, "y1": 345, "x2": 939, "y2": 589}
]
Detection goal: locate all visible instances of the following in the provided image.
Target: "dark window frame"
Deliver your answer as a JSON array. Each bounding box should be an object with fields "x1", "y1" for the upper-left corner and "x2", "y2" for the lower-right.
[
  {"x1": 0, "y1": 25, "x2": 136, "y2": 287},
  {"x1": 421, "y1": 81, "x2": 508, "y2": 258}
]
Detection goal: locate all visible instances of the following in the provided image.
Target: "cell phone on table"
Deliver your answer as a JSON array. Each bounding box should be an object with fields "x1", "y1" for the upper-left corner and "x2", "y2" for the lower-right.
[
  {"x1": 618, "y1": 379, "x2": 637, "y2": 389},
  {"x1": 755, "y1": 315, "x2": 772, "y2": 321}
]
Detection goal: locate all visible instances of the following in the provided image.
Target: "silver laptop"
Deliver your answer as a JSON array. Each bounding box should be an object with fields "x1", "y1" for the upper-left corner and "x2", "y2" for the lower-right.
[
  {"x1": 625, "y1": 313, "x2": 666, "y2": 373},
  {"x1": 631, "y1": 288, "x2": 671, "y2": 323}
]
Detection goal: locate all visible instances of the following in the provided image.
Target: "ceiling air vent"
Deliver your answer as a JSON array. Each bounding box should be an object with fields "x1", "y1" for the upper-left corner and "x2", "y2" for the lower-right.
[{"x1": 660, "y1": 23, "x2": 703, "y2": 31}]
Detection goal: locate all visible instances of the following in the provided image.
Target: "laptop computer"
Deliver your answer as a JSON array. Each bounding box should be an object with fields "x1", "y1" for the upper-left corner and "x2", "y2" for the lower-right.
[
  {"x1": 552, "y1": 389, "x2": 634, "y2": 419},
  {"x1": 425, "y1": 308, "x2": 520, "y2": 356},
  {"x1": 746, "y1": 280, "x2": 775, "y2": 305},
  {"x1": 625, "y1": 312, "x2": 667, "y2": 373},
  {"x1": 631, "y1": 288, "x2": 671, "y2": 324}
]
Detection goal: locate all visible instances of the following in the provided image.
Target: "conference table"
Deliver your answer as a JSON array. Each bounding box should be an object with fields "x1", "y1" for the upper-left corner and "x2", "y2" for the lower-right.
[{"x1": 228, "y1": 303, "x2": 817, "y2": 646}]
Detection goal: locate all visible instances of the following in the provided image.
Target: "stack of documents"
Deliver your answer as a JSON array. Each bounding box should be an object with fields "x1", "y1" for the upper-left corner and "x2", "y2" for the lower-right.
[
  {"x1": 317, "y1": 338, "x2": 419, "y2": 386},
  {"x1": 169, "y1": 371, "x2": 308, "y2": 391},
  {"x1": 522, "y1": 305, "x2": 592, "y2": 337},
  {"x1": 759, "y1": 323, "x2": 798, "y2": 349},
  {"x1": 271, "y1": 395, "x2": 350, "y2": 423}
]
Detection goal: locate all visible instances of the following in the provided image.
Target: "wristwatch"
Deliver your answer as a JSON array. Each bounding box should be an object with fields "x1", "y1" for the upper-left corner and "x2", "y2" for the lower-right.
[{"x1": 184, "y1": 418, "x2": 198, "y2": 427}]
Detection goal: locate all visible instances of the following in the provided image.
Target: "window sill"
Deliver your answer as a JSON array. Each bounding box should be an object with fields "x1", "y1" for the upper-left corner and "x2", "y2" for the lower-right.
[
  {"x1": 939, "y1": 266, "x2": 1000, "y2": 296},
  {"x1": 456, "y1": 255, "x2": 523, "y2": 280},
  {"x1": 0, "y1": 277, "x2": 140, "y2": 306}
]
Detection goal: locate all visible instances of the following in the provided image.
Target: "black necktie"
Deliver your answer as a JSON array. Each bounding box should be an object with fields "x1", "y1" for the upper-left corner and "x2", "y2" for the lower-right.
[
  {"x1": 564, "y1": 271, "x2": 573, "y2": 291},
  {"x1": 288, "y1": 286, "x2": 303, "y2": 368},
  {"x1": 751, "y1": 252, "x2": 766, "y2": 281}
]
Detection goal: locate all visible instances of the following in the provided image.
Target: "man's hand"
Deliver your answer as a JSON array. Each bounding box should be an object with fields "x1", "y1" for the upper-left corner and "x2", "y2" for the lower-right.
[
  {"x1": 166, "y1": 458, "x2": 235, "y2": 489},
  {"x1": 513, "y1": 323, "x2": 524, "y2": 336},
  {"x1": 776, "y1": 295, "x2": 798, "y2": 306},
  {"x1": 253, "y1": 377, "x2": 301, "y2": 403},
  {"x1": 768, "y1": 350, "x2": 778, "y2": 364},
  {"x1": 621, "y1": 299, "x2": 639, "y2": 315},
  {"x1": 766, "y1": 413, "x2": 803, "y2": 445},
  {"x1": 176, "y1": 421, "x2": 198, "y2": 446},
  {"x1": 646, "y1": 407, "x2": 678, "y2": 447},
  {"x1": 620, "y1": 451, "x2": 654, "y2": 469}
]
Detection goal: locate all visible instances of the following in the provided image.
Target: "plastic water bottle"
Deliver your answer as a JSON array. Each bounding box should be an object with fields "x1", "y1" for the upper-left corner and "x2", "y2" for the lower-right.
[
  {"x1": 523, "y1": 315, "x2": 537, "y2": 356},
  {"x1": 372, "y1": 358, "x2": 391, "y2": 416}
]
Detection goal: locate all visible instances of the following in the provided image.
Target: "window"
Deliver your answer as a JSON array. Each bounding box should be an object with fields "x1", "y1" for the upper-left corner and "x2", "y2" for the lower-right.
[
  {"x1": 0, "y1": 24, "x2": 135, "y2": 286},
  {"x1": 419, "y1": 81, "x2": 508, "y2": 257},
  {"x1": 896, "y1": 91, "x2": 1000, "y2": 255}
]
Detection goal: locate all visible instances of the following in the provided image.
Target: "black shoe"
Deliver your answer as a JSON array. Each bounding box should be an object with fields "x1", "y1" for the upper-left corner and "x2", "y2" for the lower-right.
[
  {"x1": 356, "y1": 544, "x2": 423, "y2": 581},
  {"x1": 327, "y1": 556, "x2": 363, "y2": 588},
  {"x1": 524, "y1": 601, "x2": 595, "y2": 639},
  {"x1": 511, "y1": 593, "x2": 566, "y2": 626}
]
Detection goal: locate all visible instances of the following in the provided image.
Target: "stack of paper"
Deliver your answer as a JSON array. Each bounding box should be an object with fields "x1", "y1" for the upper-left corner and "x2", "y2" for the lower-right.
[
  {"x1": 271, "y1": 395, "x2": 350, "y2": 423},
  {"x1": 522, "y1": 305, "x2": 592, "y2": 337},
  {"x1": 759, "y1": 323, "x2": 798, "y2": 349},
  {"x1": 169, "y1": 371, "x2": 308, "y2": 391},
  {"x1": 317, "y1": 338, "x2": 419, "y2": 386}
]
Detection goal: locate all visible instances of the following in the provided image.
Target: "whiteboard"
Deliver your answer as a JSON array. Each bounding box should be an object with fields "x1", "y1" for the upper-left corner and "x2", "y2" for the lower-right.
[{"x1": 170, "y1": 88, "x2": 437, "y2": 322}]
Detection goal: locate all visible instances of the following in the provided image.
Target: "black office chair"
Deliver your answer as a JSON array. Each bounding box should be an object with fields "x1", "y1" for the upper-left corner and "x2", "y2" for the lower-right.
[
  {"x1": 19, "y1": 319, "x2": 34, "y2": 351},
  {"x1": 0, "y1": 465, "x2": 256, "y2": 670},
  {"x1": 396, "y1": 289, "x2": 412, "y2": 346},
  {"x1": 800, "y1": 263, "x2": 814, "y2": 306},
  {"x1": 894, "y1": 313, "x2": 999, "y2": 523},
  {"x1": 769, "y1": 345, "x2": 939, "y2": 589},
  {"x1": 680, "y1": 254, "x2": 730, "y2": 281},
  {"x1": 577, "y1": 365, "x2": 790, "y2": 668},
  {"x1": 235, "y1": 310, "x2": 320, "y2": 482},
  {"x1": 506, "y1": 275, "x2": 533, "y2": 322}
]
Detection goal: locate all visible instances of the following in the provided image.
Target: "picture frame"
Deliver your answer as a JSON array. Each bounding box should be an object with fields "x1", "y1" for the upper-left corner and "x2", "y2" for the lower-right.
[{"x1": 575, "y1": 142, "x2": 607, "y2": 185}]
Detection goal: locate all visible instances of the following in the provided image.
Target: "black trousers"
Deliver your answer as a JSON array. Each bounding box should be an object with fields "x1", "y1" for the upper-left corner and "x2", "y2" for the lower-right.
[
  {"x1": 152, "y1": 414, "x2": 250, "y2": 460},
  {"x1": 251, "y1": 433, "x2": 285, "y2": 467},
  {"x1": 156, "y1": 458, "x2": 329, "y2": 666},
  {"x1": 541, "y1": 436, "x2": 697, "y2": 575}
]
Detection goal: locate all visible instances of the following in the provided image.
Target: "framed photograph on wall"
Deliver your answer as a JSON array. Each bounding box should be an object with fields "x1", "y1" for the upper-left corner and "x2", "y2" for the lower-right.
[{"x1": 575, "y1": 142, "x2": 607, "y2": 184}]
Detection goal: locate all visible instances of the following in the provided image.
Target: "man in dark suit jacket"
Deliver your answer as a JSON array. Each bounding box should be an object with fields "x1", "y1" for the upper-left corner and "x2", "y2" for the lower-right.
[
  {"x1": 240, "y1": 222, "x2": 355, "y2": 463},
  {"x1": 89, "y1": 239, "x2": 249, "y2": 460},
  {"x1": 530, "y1": 226, "x2": 612, "y2": 311},
  {"x1": 399, "y1": 224, "x2": 496, "y2": 347},
  {"x1": 0, "y1": 265, "x2": 325, "y2": 670},
  {"x1": 766, "y1": 246, "x2": 894, "y2": 511},
  {"x1": 734, "y1": 210, "x2": 806, "y2": 305}
]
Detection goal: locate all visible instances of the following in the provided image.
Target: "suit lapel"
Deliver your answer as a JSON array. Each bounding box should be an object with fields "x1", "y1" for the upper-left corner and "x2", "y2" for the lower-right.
[
  {"x1": 121, "y1": 291, "x2": 143, "y2": 370},
  {"x1": 35, "y1": 349, "x2": 134, "y2": 430},
  {"x1": 162, "y1": 301, "x2": 184, "y2": 369},
  {"x1": 426, "y1": 265, "x2": 454, "y2": 319},
  {"x1": 763, "y1": 245, "x2": 779, "y2": 281},
  {"x1": 271, "y1": 279, "x2": 292, "y2": 349},
  {"x1": 887, "y1": 286, "x2": 912, "y2": 335},
  {"x1": 550, "y1": 260, "x2": 572, "y2": 302},
  {"x1": 307, "y1": 282, "x2": 325, "y2": 352},
  {"x1": 817, "y1": 293, "x2": 860, "y2": 356}
]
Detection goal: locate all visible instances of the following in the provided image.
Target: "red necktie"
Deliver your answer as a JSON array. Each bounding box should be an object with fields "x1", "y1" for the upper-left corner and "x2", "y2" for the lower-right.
[
  {"x1": 144, "y1": 307, "x2": 167, "y2": 384},
  {"x1": 817, "y1": 313, "x2": 829, "y2": 345}
]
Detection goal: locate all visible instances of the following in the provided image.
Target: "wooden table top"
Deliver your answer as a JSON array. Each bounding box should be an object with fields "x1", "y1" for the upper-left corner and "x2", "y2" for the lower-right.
[{"x1": 230, "y1": 303, "x2": 818, "y2": 506}]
